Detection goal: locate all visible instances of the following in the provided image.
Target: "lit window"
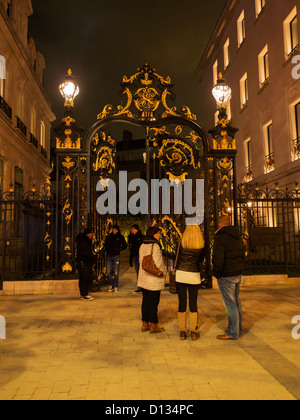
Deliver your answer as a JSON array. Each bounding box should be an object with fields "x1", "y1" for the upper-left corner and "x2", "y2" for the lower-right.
[
  {"x1": 17, "y1": 88, "x2": 24, "y2": 119},
  {"x1": 223, "y1": 38, "x2": 230, "y2": 70},
  {"x1": 237, "y1": 10, "x2": 246, "y2": 47},
  {"x1": 263, "y1": 122, "x2": 275, "y2": 173},
  {"x1": 258, "y1": 45, "x2": 270, "y2": 87},
  {"x1": 244, "y1": 138, "x2": 252, "y2": 182},
  {"x1": 240, "y1": 73, "x2": 248, "y2": 108},
  {"x1": 283, "y1": 7, "x2": 299, "y2": 58},
  {"x1": 40, "y1": 121, "x2": 46, "y2": 148},
  {"x1": 291, "y1": 100, "x2": 300, "y2": 161},
  {"x1": 255, "y1": 0, "x2": 266, "y2": 18},
  {"x1": 30, "y1": 106, "x2": 36, "y2": 136},
  {"x1": 213, "y1": 60, "x2": 218, "y2": 86}
]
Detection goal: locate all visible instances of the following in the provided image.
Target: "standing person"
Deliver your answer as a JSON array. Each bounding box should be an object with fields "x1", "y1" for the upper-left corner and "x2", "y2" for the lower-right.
[
  {"x1": 104, "y1": 224, "x2": 127, "y2": 292},
  {"x1": 175, "y1": 225, "x2": 205, "y2": 341},
  {"x1": 138, "y1": 226, "x2": 167, "y2": 334},
  {"x1": 76, "y1": 228, "x2": 95, "y2": 301},
  {"x1": 212, "y1": 215, "x2": 245, "y2": 341},
  {"x1": 128, "y1": 224, "x2": 144, "y2": 293}
]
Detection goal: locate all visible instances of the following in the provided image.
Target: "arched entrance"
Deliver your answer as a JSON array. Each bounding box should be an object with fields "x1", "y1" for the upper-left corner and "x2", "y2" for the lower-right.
[{"x1": 54, "y1": 64, "x2": 239, "y2": 288}]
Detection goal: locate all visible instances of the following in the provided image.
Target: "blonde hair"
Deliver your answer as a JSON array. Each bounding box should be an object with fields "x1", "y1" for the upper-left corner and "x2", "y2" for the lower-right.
[{"x1": 181, "y1": 225, "x2": 204, "y2": 250}]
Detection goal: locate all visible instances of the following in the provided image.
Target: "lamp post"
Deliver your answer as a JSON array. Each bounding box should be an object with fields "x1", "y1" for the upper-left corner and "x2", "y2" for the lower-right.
[
  {"x1": 212, "y1": 73, "x2": 232, "y2": 121},
  {"x1": 209, "y1": 74, "x2": 239, "y2": 228},
  {"x1": 59, "y1": 69, "x2": 80, "y2": 108}
]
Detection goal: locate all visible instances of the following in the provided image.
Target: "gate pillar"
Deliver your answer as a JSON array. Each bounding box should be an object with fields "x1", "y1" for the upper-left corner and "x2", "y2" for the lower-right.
[{"x1": 54, "y1": 101, "x2": 88, "y2": 276}]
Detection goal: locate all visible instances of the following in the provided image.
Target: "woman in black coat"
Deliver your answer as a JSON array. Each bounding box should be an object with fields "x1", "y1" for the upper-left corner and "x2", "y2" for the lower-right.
[{"x1": 175, "y1": 225, "x2": 205, "y2": 341}]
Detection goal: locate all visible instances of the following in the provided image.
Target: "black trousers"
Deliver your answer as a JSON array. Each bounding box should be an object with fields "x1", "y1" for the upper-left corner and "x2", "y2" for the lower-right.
[
  {"x1": 141, "y1": 289, "x2": 161, "y2": 324},
  {"x1": 176, "y1": 282, "x2": 199, "y2": 313},
  {"x1": 77, "y1": 262, "x2": 92, "y2": 297}
]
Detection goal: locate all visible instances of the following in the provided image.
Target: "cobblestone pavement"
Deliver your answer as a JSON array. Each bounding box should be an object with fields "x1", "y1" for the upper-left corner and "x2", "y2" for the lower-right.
[{"x1": 0, "y1": 263, "x2": 300, "y2": 400}]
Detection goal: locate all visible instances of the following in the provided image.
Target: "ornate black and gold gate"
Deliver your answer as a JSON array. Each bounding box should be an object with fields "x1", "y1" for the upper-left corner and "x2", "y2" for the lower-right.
[{"x1": 53, "y1": 64, "x2": 239, "y2": 288}]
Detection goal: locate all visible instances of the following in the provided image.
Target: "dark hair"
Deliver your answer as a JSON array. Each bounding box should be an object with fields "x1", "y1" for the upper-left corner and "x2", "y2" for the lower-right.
[
  {"x1": 146, "y1": 226, "x2": 161, "y2": 237},
  {"x1": 84, "y1": 228, "x2": 93, "y2": 235}
]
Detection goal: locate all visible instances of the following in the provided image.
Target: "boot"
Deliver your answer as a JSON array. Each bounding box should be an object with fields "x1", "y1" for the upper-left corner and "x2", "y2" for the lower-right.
[
  {"x1": 141, "y1": 321, "x2": 150, "y2": 332},
  {"x1": 178, "y1": 312, "x2": 187, "y2": 341},
  {"x1": 149, "y1": 323, "x2": 165, "y2": 334},
  {"x1": 190, "y1": 312, "x2": 200, "y2": 341}
]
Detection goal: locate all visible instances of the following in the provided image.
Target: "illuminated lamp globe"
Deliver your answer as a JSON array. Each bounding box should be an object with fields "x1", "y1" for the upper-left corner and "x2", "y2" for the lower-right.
[
  {"x1": 212, "y1": 73, "x2": 231, "y2": 109},
  {"x1": 59, "y1": 69, "x2": 79, "y2": 107}
]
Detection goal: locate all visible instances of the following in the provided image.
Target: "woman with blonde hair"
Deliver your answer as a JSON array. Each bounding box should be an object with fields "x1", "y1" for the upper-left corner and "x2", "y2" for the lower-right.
[{"x1": 175, "y1": 224, "x2": 205, "y2": 341}]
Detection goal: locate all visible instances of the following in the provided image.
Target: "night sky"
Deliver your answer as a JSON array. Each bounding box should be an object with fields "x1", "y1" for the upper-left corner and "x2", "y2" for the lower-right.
[{"x1": 28, "y1": 0, "x2": 227, "y2": 139}]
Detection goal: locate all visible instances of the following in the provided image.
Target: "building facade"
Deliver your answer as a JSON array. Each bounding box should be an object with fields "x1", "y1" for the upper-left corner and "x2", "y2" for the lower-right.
[
  {"x1": 0, "y1": 0, "x2": 55, "y2": 196},
  {"x1": 196, "y1": 0, "x2": 300, "y2": 188}
]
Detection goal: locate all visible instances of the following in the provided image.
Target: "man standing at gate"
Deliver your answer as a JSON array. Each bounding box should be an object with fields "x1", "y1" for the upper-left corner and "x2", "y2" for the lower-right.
[
  {"x1": 128, "y1": 224, "x2": 144, "y2": 293},
  {"x1": 76, "y1": 228, "x2": 95, "y2": 301},
  {"x1": 212, "y1": 215, "x2": 245, "y2": 340},
  {"x1": 104, "y1": 224, "x2": 127, "y2": 292}
]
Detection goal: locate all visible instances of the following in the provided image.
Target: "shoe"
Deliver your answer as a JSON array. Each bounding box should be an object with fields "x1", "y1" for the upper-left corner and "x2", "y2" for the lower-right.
[
  {"x1": 216, "y1": 333, "x2": 236, "y2": 340},
  {"x1": 81, "y1": 295, "x2": 94, "y2": 301},
  {"x1": 132, "y1": 289, "x2": 142, "y2": 294},
  {"x1": 142, "y1": 321, "x2": 150, "y2": 332},
  {"x1": 108, "y1": 287, "x2": 114, "y2": 292},
  {"x1": 149, "y1": 323, "x2": 165, "y2": 334},
  {"x1": 114, "y1": 287, "x2": 119, "y2": 293},
  {"x1": 180, "y1": 331, "x2": 187, "y2": 341},
  {"x1": 191, "y1": 330, "x2": 200, "y2": 341}
]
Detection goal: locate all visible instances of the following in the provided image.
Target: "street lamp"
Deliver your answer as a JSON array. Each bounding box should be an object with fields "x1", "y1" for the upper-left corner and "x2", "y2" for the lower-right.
[
  {"x1": 59, "y1": 69, "x2": 79, "y2": 108},
  {"x1": 212, "y1": 73, "x2": 231, "y2": 118}
]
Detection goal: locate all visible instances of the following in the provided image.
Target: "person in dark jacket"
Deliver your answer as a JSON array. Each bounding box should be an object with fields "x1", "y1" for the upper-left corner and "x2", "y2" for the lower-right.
[
  {"x1": 104, "y1": 224, "x2": 127, "y2": 292},
  {"x1": 76, "y1": 228, "x2": 95, "y2": 301},
  {"x1": 175, "y1": 225, "x2": 205, "y2": 341},
  {"x1": 128, "y1": 224, "x2": 144, "y2": 293},
  {"x1": 213, "y1": 215, "x2": 245, "y2": 340}
]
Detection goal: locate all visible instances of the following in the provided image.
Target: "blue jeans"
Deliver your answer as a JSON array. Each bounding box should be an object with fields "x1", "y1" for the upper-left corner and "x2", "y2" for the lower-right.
[
  {"x1": 217, "y1": 276, "x2": 242, "y2": 340},
  {"x1": 107, "y1": 255, "x2": 120, "y2": 287}
]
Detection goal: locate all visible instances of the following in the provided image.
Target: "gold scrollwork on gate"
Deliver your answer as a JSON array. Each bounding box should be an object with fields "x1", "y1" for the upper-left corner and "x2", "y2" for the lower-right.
[{"x1": 96, "y1": 63, "x2": 197, "y2": 122}]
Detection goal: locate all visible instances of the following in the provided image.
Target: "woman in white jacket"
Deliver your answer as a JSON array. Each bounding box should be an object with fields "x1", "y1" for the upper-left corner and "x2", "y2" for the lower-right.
[{"x1": 138, "y1": 226, "x2": 167, "y2": 334}]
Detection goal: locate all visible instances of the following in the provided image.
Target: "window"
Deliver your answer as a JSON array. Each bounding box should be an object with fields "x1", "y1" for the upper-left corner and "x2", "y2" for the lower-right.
[
  {"x1": 292, "y1": 101, "x2": 300, "y2": 160},
  {"x1": 290, "y1": 16, "x2": 299, "y2": 53},
  {"x1": 40, "y1": 121, "x2": 46, "y2": 147},
  {"x1": 0, "y1": 158, "x2": 4, "y2": 196},
  {"x1": 17, "y1": 88, "x2": 24, "y2": 119},
  {"x1": 0, "y1": 55, "x2": 5, "y2": 98},
  {"x1": 264, "y1": 122, "x2": 275, "y2": 173},
  {"x1": 240, "y1": 73, "x2": 248, "y2": 108},
  {"x1": 213, "y1": 60, "x2": 218, "y2": 86},
  {"x1": 283, "y1": 7, "x2": 299, "y2": 58},
  {"x1": 255, "y1": 0, "x2": 266, "y2": 18},
  {"x1": 223, "y1": 38, "x2": 230, "y2": 70},
  {"x1": 30, "y1": 106, "x2": 36, "y2": 136},
  {"x1": 258, "y1": 45, "x2": 270, "y2": 87},
  {"x1": 244, "y1": 139, "x2": 252, "y2": 182},
  {"x1": 237, "y1": 10, "x2": 246, "y2": 47}
]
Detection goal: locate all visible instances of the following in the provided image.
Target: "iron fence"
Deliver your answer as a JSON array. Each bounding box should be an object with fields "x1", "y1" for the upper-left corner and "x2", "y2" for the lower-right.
[
  {"x1": 237, "y1": 183, "x2": 300, "y2": 276},
  {"x1": 0, "y1": 187, "x2": 56, "y2": 287}
]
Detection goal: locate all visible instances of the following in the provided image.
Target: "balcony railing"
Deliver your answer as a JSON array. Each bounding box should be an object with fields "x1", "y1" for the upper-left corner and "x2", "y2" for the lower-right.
[
  {"x1": 41, "y1": 146, "x2": 47, "y2": 159},
  {"x1": 16, "y1": 116, "x2": 27, "y2": 137},
  {"x1": 0, "y1": 95, "x2": 12, "y2": 120},
  {"x1": 29, "y1": 132, "x2": 39, "y2": 149}
]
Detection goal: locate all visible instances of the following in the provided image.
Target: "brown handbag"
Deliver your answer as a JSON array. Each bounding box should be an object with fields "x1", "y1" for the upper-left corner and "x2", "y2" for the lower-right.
[{"x1": 142, "y1": 244, "x2": 164, "y2": 277}]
